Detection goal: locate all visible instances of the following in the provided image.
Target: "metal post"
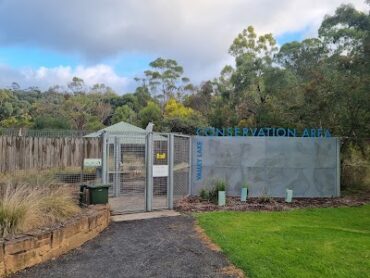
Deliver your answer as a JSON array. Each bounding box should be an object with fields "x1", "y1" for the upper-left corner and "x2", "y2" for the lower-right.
[
  {"x1": 337, "y1": 137, "x2": 341, "y2": 197},
  {"x1": 146, "y1": 132, "x2": 153, "y2": 211},
  {"x1": 188, "y1": 136, "x2": 192, "y2": 196},
  {"x1": 80, "y1": 139, "x2": 86, "y2": 184},
  {"x1": 114, "y1": 136, "x2": 120, "y2": 197},
  {"x1": 168, "y1": 134, "x2": 174, "y2": 209},
  {"x1": 101, "y1": 132, "x2": 107, "y2": 184}
]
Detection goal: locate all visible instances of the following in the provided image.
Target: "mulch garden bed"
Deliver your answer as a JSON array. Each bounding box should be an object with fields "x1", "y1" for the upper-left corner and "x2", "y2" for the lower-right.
[{"x1": 174, "y1": 195, "x2": 370, "y2": 213}]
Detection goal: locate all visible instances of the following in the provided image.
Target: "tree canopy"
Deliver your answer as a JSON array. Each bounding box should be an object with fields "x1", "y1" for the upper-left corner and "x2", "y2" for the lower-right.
[{"x1": 0, "y1": 3, "x2": 368, "y2": 147}]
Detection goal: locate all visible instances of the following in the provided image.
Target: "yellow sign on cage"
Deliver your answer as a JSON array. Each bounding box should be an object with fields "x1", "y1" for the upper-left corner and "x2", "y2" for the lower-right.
[{"x1": 156, "y1": 153, "x2": 166, "y2": 160}]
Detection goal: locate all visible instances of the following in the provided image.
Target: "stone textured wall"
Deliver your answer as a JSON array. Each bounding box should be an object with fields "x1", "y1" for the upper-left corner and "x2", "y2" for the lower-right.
[
  {"x1": 191, "y1": 137, "x2": 340, "y2": 198},
  {"x1": 0, "y1": 205, "x2": 110, "y2": 277}
]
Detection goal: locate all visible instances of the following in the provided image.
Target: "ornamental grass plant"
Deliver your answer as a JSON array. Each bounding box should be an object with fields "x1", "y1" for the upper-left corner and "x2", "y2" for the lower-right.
[
  {"x1": 199, "y1": 179, "x2": 227, "y2": 204},
  {"x1": 0, "y1": 170, "x2": 80, "y2": 237}
]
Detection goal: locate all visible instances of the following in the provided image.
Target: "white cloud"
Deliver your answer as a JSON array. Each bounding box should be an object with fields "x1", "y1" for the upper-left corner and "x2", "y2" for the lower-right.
[
  {"x1": 0, "y1": 0, "x2": 368, "y2": 85},
  {"x1": 0, "y1": 64, "x2": 130, "y2": 92}
]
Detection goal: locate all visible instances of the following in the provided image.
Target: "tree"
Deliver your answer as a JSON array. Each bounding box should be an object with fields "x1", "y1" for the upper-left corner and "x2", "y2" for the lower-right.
[
  {"x1": 143, "y1": 58, "x2": 192, "y2": 102},
  {"x1": 85, "y1": 116, "x2": 105, "y2": 131},
  {"x1": 163, "y1": 98, "x2": 207, "y2": 134},
  {"x1": 184, "y1": 81, "x2": 213, "y2": 118},
  {"x1": 90, "y1": 94, "x2": 112, "y2": 124},
  {"x1": 319, "y1": 4, "x2": 369, "y2": 56},
  {"x1": 91, "y1": 83, "x2": 114, "y2": 94},
  {"x1": 134, "y1": 86, "x2": 152, "y2": 109},
  {"x1": 0, "y1": 89, "x2": 33, "y2": 127},
  {"x1": 33, "y1": 116, "x2": 71, "y2": 129},
  {"x1": 138, "y1": 101, "x2": 162, "y2": 129},
  {"x1": 318, "y1": 4, "x2": 370, "y2": 149},
  {"x1": 68, "y1": 77, "x2": 86, "y2": 94},
  {"x1": 61, "y1": 94, "x2": 95, "y2": 130},
  {"x1": 214, "y1": 26, "x2": 279, "y2": 127},
  {"x1": 112, "y1": 105, "x2": 137, "y2": 125},
  {"x1": 164, "y1": 98, "x2": 193, "y2": 118},
  {"x1": 229, "y1": 25, "x2": 278, "y2": 99},
  {"x1": 273, "y1": 39, "x2": 332, "y2": 129},
  {"x1": 275, "y1": 38, "x2": 328, "y2": 79},
  {"x1": 229, "y1": 25, "x2": 277, "y2": 58},
  {"x1": 269, "y1": 4, "x2": 370, "y2": 150}
]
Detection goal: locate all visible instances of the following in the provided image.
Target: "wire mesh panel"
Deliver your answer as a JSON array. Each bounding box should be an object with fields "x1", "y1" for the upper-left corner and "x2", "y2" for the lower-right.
[
  {"x1": 107, "y1": 142, "x2": 115, "y2": 196},
  {"x1": 105, "y1": 132, "x2": 147, "y2": 213},
  {"x1": 102, "y1": 131, "x2": 191, "y2": 213},
  {"x1": 173, "y1": 135, "x2": 191, "y2": 201},
  {"x1": 152, "y1": 133, "x2": 169, "y2": 210}
]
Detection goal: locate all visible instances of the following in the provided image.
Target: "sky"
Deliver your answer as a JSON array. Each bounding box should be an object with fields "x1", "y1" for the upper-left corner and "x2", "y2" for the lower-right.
[{"x1": 0, "y1": 0, "x2": 368, "y2": 93}]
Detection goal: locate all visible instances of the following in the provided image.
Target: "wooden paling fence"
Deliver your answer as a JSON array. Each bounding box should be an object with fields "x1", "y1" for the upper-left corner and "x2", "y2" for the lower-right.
[{"x1": 0, "y1": 136, "x2": 101, "y2": 172}]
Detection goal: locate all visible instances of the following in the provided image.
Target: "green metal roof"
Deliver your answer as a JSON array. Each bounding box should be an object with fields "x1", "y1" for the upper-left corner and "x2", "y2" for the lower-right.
[{"x1": 84, "y1": 122, "x2": 146, "y2": 137}]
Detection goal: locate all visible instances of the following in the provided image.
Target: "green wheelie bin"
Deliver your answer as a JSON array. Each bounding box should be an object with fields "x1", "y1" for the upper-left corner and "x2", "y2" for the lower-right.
[{"x1": 87, "y1": 184, "x2": 110, "y2": 205}]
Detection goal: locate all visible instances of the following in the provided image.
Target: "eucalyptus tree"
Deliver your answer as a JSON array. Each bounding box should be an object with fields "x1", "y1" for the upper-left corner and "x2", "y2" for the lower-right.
[
  {"x1": 222, "y1": 26, "x2": 279, "y2": 126},
  {"x1": 68, "y1": 77, "x2": 86, "y2": 94},
  {"x1": 318, "y1": 4, "x2": 370, "y2": 146},
  {"x1": 143, "y1": 58, "x2": 193, "y2": 102}
]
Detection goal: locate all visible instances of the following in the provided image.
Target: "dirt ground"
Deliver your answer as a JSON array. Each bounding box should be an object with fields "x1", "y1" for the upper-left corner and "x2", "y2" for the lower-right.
[
  {"x1": 174, "y1": 195, "x2": 370, "y2": 213},
  {"x1": 11, "y1": 216, "x2": 240, "y2": 278}
]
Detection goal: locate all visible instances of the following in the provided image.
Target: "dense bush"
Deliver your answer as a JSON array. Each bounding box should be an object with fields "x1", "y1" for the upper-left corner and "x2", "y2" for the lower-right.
[{"x1": 341, "y1": 144, "x2": 370, "y2": 193}]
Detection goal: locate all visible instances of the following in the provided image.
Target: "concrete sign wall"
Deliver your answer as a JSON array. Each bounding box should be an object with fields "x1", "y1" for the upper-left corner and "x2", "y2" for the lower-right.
[{"x1": 191, "y1": 136, "x2": 340, "y2": 198}]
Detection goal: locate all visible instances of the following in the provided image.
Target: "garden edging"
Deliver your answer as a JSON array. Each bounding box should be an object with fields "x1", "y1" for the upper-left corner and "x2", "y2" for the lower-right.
[{"x1": 0, "y1": 205, "x2": 110, "y2": 277}]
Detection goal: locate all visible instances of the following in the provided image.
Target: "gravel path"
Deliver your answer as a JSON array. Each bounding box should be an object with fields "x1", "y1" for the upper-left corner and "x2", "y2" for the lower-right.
[{"x1": 12, "y1": 216, "x2": 235, "y2": 278}]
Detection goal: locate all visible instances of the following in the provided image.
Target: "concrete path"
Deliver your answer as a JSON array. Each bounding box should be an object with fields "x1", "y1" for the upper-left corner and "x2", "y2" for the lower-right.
[
  {"x1": 12, "y1": 216, "x2": 236, "y2": 278},
  {"x1": 111, "y1": 210, "x2": 180, "y2": 222},
  {"x1": 109, "y1": 195, "x2": 168, "y2": 214}
]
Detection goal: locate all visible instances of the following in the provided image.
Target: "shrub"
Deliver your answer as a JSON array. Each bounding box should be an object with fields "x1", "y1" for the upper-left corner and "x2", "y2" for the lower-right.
[
  {"x1": 257, "y1": 195, "x2": 274, "y2": 203},
  {"x1": 257, "y1": 187, "x2": 273, "y2": 203},
  {"x1": 214, "y1": 179, "x2": 226, "y2": 192},
  {"x1": 199, "y1": 179, "x2": 227, "y2": 204},
  {"x1": 341, "y1": 144, "x2": 370, "y2": 193},
  {"x1": 199, "y1": 189, "x2": 209, "y2": 201}
]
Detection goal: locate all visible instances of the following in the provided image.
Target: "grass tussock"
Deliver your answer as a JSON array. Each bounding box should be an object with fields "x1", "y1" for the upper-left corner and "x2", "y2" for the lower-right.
[
  {"x1": 199, "y1": 179, "x2": 227, "y2": 204},
  {"x1": 0, "y1": 171, "x2": 80, "y2": 237},
  {"x1": 39, "y1": 187, "x2": 80, "y2": 223},
  {"x1": 0, "y1": 169, "x2": 58, "y2": 188}
]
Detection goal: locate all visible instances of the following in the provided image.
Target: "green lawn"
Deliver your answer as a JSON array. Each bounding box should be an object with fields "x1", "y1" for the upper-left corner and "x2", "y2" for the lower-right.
[{"x1": 196, "y1": 205, "x2": 370, "y2": 278}]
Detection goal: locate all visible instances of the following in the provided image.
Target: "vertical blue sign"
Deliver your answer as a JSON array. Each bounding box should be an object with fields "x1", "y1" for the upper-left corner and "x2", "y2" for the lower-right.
[{"x1": 196, "y1": 140, "x2": 203, "y2": 181}]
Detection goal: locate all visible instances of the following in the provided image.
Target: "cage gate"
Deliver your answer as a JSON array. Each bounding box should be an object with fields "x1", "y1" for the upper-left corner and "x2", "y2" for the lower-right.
[{"x1": 102, "y1": 132, "x2": 191, "y2": 214}]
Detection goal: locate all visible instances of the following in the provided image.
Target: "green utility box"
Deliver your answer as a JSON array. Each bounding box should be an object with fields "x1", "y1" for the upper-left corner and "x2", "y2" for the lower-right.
[{"x1": 87, "y1": 184, "x2": 109, "y2": 205}]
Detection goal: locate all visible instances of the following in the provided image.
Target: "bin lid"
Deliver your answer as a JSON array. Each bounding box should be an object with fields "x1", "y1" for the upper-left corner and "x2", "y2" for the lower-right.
[{"x1": 87, "y1": 184, "x2": 111, "y2": 189}]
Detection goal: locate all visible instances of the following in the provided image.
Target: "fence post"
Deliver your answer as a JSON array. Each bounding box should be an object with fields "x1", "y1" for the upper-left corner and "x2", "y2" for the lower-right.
[
  {"x1": 80, "y1": 139, "x2": 85, "y2": 183},
  {"x1": 114, "y1": 136, "x2": 121, "y2": 197},
  {"x1": 188, "y1": 137, "x2": 192, "y2": 196},
  {"x1": 168, "y1": 134, "x2": 174, "y2": 209},
  {"x1": 337, "y1": 137, "x2": 341, "y2": 197},
  {"x1": 101, "y1": 132, "x2": 107, "y2": 184},
  {"x1": 146, "y1": 132, "x2": 153, "y2": 211}
]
